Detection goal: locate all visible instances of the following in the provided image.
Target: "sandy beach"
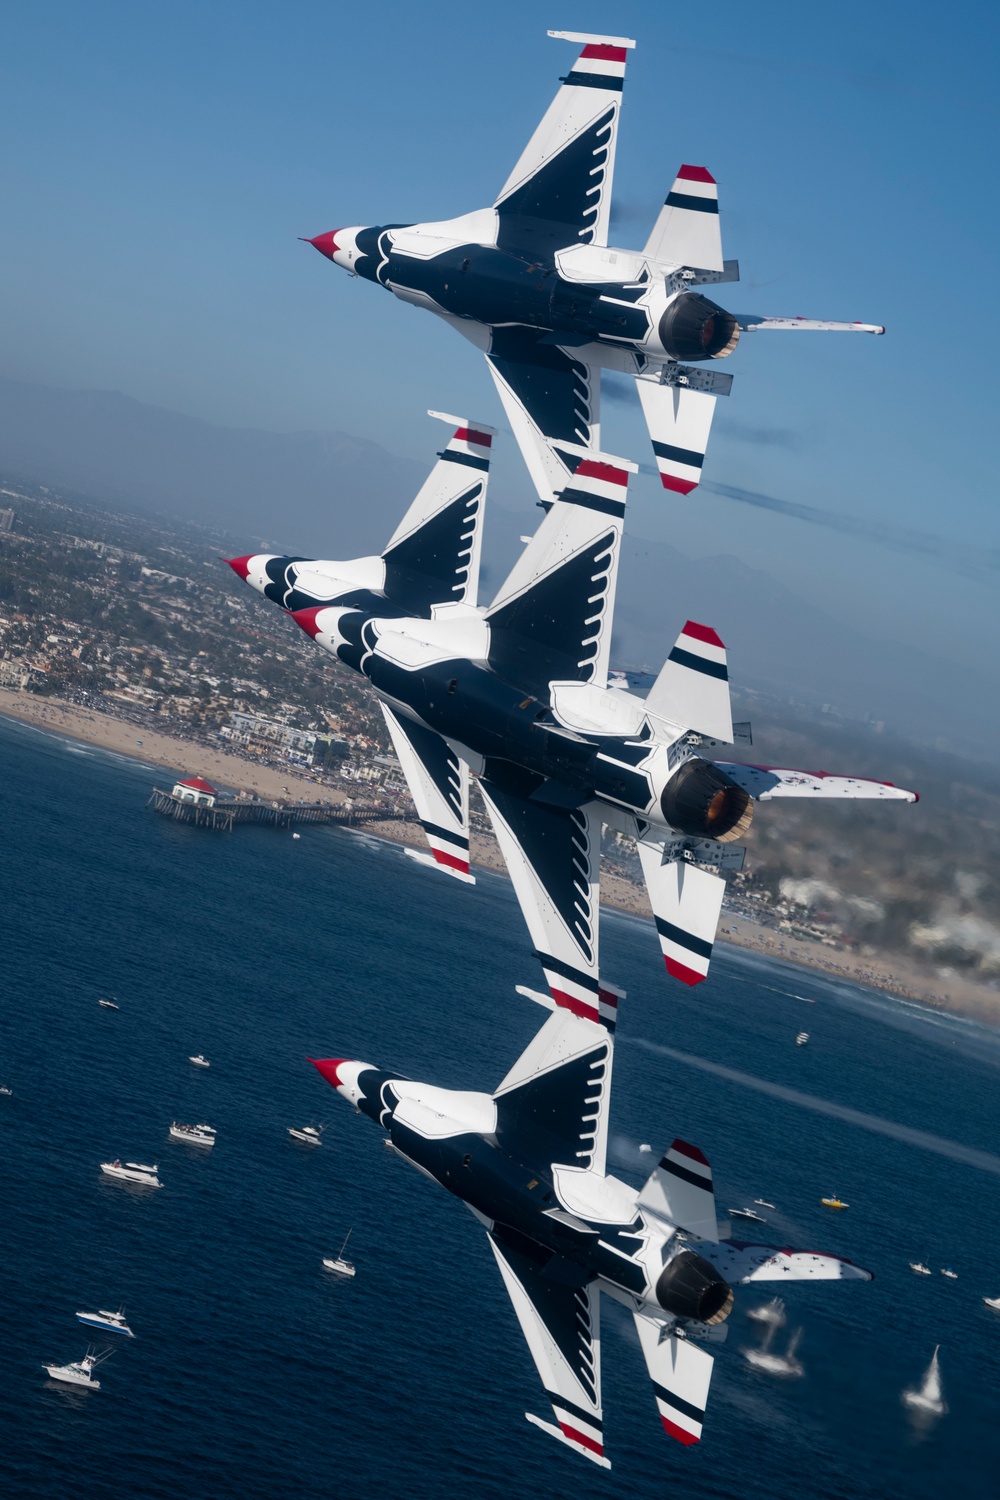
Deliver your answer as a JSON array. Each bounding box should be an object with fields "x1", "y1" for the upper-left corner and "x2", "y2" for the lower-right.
[{"x1": 3, "y1": 688, "x2": 996, "y2": 1025}]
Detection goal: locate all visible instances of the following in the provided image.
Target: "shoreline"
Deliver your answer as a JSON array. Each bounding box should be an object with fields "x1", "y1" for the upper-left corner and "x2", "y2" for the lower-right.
[{"x1": 2, "y1": 689, "x2": 996, "y2": 1025}]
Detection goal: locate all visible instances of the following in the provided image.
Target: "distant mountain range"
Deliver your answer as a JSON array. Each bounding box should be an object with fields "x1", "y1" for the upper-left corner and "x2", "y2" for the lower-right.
[{"x1": 1, "y1": 374, "x2": 994, "y2": 755}]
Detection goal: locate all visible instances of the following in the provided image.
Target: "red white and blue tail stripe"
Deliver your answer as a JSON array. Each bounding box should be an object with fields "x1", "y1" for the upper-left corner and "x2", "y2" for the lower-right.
[
  {"x1": 634, "y1": 1312, "x2": 714, "y2": 1446},
  {"x1": 644, "y1": 619, "x2": 733, "y2": 744},
  {"x1": 643, "y1": 165, "x2": 723, "y2": 272},
  {"x1": 637, "y1": 842, "x2": 726, "y2": 988}
]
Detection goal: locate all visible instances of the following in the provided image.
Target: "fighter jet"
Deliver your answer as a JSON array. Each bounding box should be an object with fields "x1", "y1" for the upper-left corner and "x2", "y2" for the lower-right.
[
  {"x1": 227, "y1": 416, "x2": 916, "y2": 1002},
  {"x1": 310, "y1": 1002, "x2": 871, "y2": 1465},
  {"x1": 304, "y1": 29, "x2": 884, "y2": 507}
]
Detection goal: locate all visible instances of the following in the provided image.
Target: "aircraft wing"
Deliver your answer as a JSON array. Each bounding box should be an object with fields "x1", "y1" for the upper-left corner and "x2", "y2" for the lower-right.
[
  {"x1": 478, "y1": 780, "x2": 614, "y2": 1026},
  {"x1": 710, "y1": 1242, "x2": 873, "y2": 1283},
  {"x1": 714, "y1": 763, "x2": 918, "y2": 802},
  {"x1": 378, "y1": 704, "x2": 475, "y2": 883},
  {"x1": 486, "y1": 327, "x2": 601, "y2": 506},
  {"x1": 633, "y1": 1310, "x2": 715, "y2": 1446},
  {"x1": 494, "y1": 32, "x2": 634, "y2": 255},
  {"x1": 493, "y1": 1006, "x2": 613, "y2": 1176},
  {"x1": 489, "y1": 1227, "x2": 609, "y2": 1467}
]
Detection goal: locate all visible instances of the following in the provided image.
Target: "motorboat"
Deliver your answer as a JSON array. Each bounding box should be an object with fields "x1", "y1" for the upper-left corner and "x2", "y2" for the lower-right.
[
  {"x1": 747, "y1": 1297, "x2": 786, "y2": 1328},
  {"x1": 44, "y1": 1348, "x2": 111, "y2": 1389},
  {"x1": 910, "y1": 1262, "x2": 932, "y2": 1275},
  {"x1": 743, "y1": 1326, "x2": 804, "y2": 1378},
  {"x1": 0, "y1": 1085, "x2": 11, "y2": 1097},
  {"x1": 292, "y1": 832, "x2": 301, "y2": 839},
  {"x1": 189, "y1": 1054, "x2": 210, "y2": 1068},
  {"x1": 754, "y1": 1199, "x2": 776, "y2": 1209},
  {"x1": 796, "y1": 1032, "x2": 809, "y2": 1046},
  {"x1": 729, "y1": 1207, "x2": 768, "y2": 1224},
  {"x1": 76, "y1": 1307, "x2": 134, "y2": 1337},
  {"x1": 169, "y1": 1122, "x2": 216, "y2": 1147},
  {"x1": 821, "y1": 1196, "x2": 849, "y2": 1209},
  {"x1": 100, "y1": 1160, "x2": 162, "y2": 1187},
  {"x1": 941, "y1": 1267, "x2": 958, "y2": 1280},
  {"x1": 98, "y1": 999, "x2": 120, "y2": 1011},
  {"x1": 383, "y1": 1137, "x2": 394, "y2": 1149},
  {"x1": 902, "y1": 1346, "x2": 946, "y2": 1416},
  {"x1": 288, "y1": 1125, "x2": 323, "y2": 1146},
  {"x1": 323, "y1": 1229, "x2": 356, "y2": 1278},
  {"x1": 983, "y1": 1295, "x2": 1000, "y2": 1311},
  {"x1": 638, "y1": 1144, "x2": 653, "y2": 1154}
]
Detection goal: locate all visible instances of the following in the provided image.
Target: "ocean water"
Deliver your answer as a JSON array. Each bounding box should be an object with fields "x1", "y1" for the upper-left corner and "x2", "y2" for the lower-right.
[{"x1": 1, "y1": 712, "x2": 997, "y2": 1499}]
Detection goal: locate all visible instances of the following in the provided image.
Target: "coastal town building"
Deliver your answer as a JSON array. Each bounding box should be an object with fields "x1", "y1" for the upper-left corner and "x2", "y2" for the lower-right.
[{"x1": 172, "y1": 776, "x2": 218, "y2": 807}]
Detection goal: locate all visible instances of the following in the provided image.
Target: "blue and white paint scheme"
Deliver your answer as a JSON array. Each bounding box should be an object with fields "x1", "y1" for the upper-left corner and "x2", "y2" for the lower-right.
[
  {"x1": 310, "y1": 998, "x2": 872, "y2": 1466},
  {"x1": 75, "y1": 1307, "x2": 134, "y2": 1337},
  {"x1": 303, "y1": 30, "x2": 884, "y2": 507},
  {"x1": 227, "y1": 419, "x2": 916, "y2": 1001}
]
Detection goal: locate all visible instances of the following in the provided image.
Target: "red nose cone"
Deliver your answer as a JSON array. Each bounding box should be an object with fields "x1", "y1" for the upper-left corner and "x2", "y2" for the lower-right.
[
  {"x1": 309, "y1": 1058, "x2": 346, "y2": 1088},
  {"x1": 224, "y1": 555, "x2": 252, "y2": 580},
  {"x1": 291, "y1": 607, "x2": 324, "y2": 638},
  {"x1": 304, "y1": 231, "x2": 340, "y2": 261}
]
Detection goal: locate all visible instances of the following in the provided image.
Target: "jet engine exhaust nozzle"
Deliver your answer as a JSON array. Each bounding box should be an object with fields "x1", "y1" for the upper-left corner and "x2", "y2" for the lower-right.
[
  {"x1": 660, "y1": 759, "x2": 754, "y2": 843},
  {"x1": 655, "y1": 1249, "x2": 734, "y2": 1325},
  {"x1": 658, "y1": 293, "x2": 741, "y2": 361}
]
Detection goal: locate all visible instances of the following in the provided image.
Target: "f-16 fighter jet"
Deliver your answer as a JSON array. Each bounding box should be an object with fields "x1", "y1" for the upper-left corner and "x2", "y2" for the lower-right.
[
  {"x1": 303, "y1": 30, "x2": 884, "y2": 507},
  {"x1": 227, "y1": 417, "x2": 916, "y2": 1002},
  {"x1": 310, "y1": 1002, "x2": 871, "y2": 1465}
]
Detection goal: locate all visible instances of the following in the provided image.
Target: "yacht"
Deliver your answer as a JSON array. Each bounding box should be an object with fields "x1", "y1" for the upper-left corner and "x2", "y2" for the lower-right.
[
  {"x1": 76, "y1": 1307, "x2": 134, "y2": 1337},
  {"x1": 169, "y1": 1122, "x2": 216, "y2": 1147},
  {"x1": 44, "y1": 1348, "x2": 111, "y2": 1389},
  {"x1": 910, "y1": 1262, "x2": 932, "y2": 1276},
  {"x1": 821, "y1": 1196, "x2": 849, "y2": 1209},
  {"x1": 729, "y1": 1207, "x2": 768, "y2": 1224},
  {"x1": 322, "y1": 1229, "x2": 356, "y2": 1278},
  {"x1": 100, "y1": 1160, "x2": 162, "y2": 1187},
  {"x1": 983, "y1": 1295, "x2": 1000, "y2": 1311},
  {"x1": 941, "y1": 1267, "x2": 958, "y2": 1279},
  {"x1": 98, "y1": 999, "x2": 120, "y2": 1011},
  {"x1": 288, "y1": 1125, "x2": 323, "y2": 1146},
  {"x1": 796, "y1": 1032, "x2": 809, "y2": 1046},
  {"x1": 902, "y1": 1346, "x2": 946, "y2": 1416},
  {"x1": 189, "y1": 1054, "x2": 210, "y2": 1068},
  {"x1": 754, "y1": 1199, "x2": 776, "y2": 1209}
]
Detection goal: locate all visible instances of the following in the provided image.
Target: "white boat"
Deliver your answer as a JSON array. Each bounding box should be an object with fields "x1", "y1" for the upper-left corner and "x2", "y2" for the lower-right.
[
  {"x1": 754, "y1": 1199, "x2": 776, "y2": 1209},
  {"x1": 796, "y1": 1032, "x2": 809, "y2": 1046},
  {"x1": 910, "y1": 1262, "x2": 932, "y2": 1276},
  {"x1": 902, "y1": 1345, "x2": 946, "y2": 1416},
  {"x1": 322, "y1": 1229, "x2": 356, "y2": 1278},
  {"x1": 638, "y1": 1143, "x2": 653, "y2": 1154},
  {"x1": 288, "y1": 1125, "x2": 323, "y2": 1146},
  {"x1": 983, "y1": 1295, "x2": 1000, "y2": 1311},
  {"x1": 100, "y1": 1159, "x2": 162, "y2": 1187},
  {"x1": 44, "y1": 1348, "x2": 111, "y2": 1389},
  {"x1": 383, "y1": 1137, "x2": 394, "y2": 1149},
  {"x1": 189, "y1": 1054, "x2": 210, "y2": 1068},
  {"x1": 292, "y1": 832, "x2": 301, "y2": 839},
  {"x1": 169, "y1": 1122, "x2": 216, "y2": 1147},
  {"x1": 98, "y1": 999, "x2": 119, "y2": 1011},
  {"x1": 76, "y1": 1307, "x2": 133, "y2": 1337},
  {"x1": 743, "y1": 1325, "x2": 803, "y2": 1377},
  {"x1": 747, "y1": 1297, "x2": 786, "y2": 1328},
  {"x1": 0, "y1": 1085, "x2": 11, "y2": 1097},
  {"x1": 729, "y1": 1207, "x2": 768, "y2": 1224},
  {"x1": 941, "y1": 1267, "x2": 958, "y2": 1279}
]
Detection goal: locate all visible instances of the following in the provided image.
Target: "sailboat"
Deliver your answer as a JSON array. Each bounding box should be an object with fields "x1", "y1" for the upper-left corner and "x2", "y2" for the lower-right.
[
  {"x1": 322, "y1": 1228, "x2": 356, "y2": 1278},
  {"x1": 902, "y1": 1346, "x2": 946, "y2": 1416}
]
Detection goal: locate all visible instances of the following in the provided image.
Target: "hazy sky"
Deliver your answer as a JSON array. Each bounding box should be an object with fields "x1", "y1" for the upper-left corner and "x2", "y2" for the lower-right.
[{"x1": 2, "y1": 0, "x2": 998, "y2": 684}]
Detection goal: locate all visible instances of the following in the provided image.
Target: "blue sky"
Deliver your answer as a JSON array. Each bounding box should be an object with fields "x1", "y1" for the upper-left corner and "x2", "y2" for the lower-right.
[{"x1": 2, "y1": 0, "x2": 998, "y2": 684}]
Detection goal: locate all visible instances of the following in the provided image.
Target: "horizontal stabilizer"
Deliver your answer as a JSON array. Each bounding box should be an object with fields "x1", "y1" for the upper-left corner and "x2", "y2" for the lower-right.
[
  {"x1": 645, "y1": 621, "x2": 733, "y2": 743},
  {"x1": 634, "y1": 1311, "x2": 714, "y2": 1446},
  {"x1": 638, "y1": 841, "x2": 726, "y2": 987},
  {"x1": 379, "y1": 703, "x2": 474, "y2": 882},
  {"x1": 643, "y1": 165, "x2": 723, "y2": 273},
  {"x1": 635, "y1": 377, "x2": 718, "y2": 497},
  {"x1": 381, "y1": 412, "x2": 496, "y2": 611},
  {"x1": 714, "y1": 763, "x2": 918, "y2": 802},
  {"x1": 638, "y1": 1139, "x2": 718, "y2": 1239},
  {"x1": 711, "y1": 1242, "x2": 873, "y2": 1283}
]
